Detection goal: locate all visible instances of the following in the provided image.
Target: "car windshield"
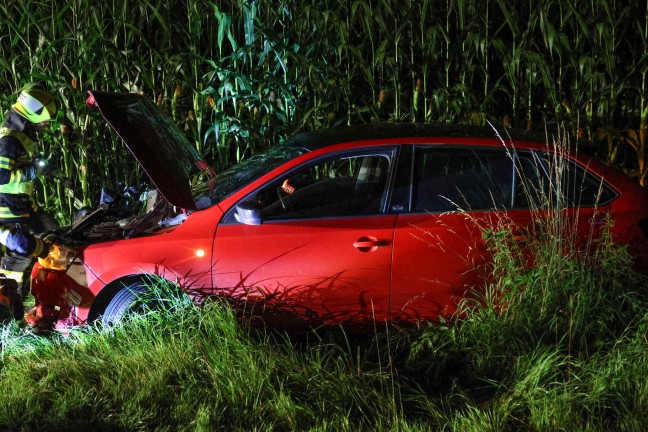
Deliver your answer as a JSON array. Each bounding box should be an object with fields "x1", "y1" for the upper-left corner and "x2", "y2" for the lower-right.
[{"x1": 192, "y1": 143, "x2": 307, "y2": 208}]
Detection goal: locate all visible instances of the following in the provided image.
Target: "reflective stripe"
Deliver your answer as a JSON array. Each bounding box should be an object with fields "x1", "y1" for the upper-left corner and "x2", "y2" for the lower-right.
[
  {"x1": 0, "y1": 269, "x2": 24, "y2": 283},
  {"x1": 0, "y1": 128, "x2": 36, "y2": 197},
  {"x1": 0, "y1": 128, "x2": 36, "y2": 155},
  {"x1": 0, "y1": 181, "x2": 33, "y2": 194},
  {"x1": 0, "y1": 156, "x2": 13, "y2": 170},
  {"x1": 0, "y1": 207, "x2": 29, "y2": 219}
]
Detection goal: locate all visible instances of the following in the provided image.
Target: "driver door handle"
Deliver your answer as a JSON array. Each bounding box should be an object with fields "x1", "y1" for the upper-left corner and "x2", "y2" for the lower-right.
[{"x1": 353, "y1": 236, "x2": 390, "y2": 252}]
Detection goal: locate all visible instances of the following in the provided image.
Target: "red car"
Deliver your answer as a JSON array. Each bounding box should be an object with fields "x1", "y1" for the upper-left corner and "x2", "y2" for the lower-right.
[{"x1": 28, "y1": 91, "x2": 648, "y2": 331}]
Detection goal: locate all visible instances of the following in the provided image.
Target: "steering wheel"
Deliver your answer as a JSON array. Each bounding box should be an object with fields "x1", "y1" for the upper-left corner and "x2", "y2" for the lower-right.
[{"x1": 276, "y1": 186, "x2": 287, "y2": 210}]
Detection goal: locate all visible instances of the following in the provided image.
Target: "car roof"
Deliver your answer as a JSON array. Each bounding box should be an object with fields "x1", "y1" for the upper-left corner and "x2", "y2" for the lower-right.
[{"x1": 286, "y1": 123, "x2": 549, "y2": 151}]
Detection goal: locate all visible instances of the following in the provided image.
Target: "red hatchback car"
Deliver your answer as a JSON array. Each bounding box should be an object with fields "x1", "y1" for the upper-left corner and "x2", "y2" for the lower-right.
[{"x1": 28, "y1": 91, "x2": 648, "y2": 331}]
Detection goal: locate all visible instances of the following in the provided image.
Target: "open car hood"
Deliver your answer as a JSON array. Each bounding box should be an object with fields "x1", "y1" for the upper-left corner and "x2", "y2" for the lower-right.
[{"x1": 86, "y1": 91, "x2": 213, "y2": 210}]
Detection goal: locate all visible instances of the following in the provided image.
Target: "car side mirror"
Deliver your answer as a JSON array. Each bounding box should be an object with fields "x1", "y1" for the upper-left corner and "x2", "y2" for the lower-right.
[{"x1": 234, "y1": 201, "x2": 262, "y2": 225}]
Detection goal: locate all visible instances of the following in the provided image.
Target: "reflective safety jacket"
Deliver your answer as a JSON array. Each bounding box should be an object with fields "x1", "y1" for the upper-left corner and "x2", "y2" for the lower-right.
[{"x1": 0, "y1": 111, "x2": 39, "y2": 220}]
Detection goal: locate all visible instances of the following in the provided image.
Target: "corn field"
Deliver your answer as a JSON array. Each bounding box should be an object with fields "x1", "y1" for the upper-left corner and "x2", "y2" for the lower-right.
[{"x1": 0, "y1": 0, "x2": 646, "y2": 222}]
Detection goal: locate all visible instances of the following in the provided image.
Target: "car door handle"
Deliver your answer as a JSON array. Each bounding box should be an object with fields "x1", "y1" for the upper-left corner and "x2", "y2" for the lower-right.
[
  {"x1": 353, "y1": 236, "x2": 390, "y2": 251},
  {"x1": 589, "y1": 216, "x2": 607, "y2": 226}
]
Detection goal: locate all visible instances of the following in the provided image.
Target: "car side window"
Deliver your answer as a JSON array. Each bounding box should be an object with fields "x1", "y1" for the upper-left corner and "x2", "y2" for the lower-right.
[
  {"x1": 512, "y1": 154, "x2": 550, "y2": 208},
  {"x1": 561, "y1": 160, "x2": 617, "y2": 206},
  {"x1": 255, "y1": 151, "x2": 393, "y2": 220},
  {"x1": 516, "y1": 153, "x2": 617, "y2": 208},
  {"x1": 413, "y1": 147, "x2": 514, "y2": 211}
]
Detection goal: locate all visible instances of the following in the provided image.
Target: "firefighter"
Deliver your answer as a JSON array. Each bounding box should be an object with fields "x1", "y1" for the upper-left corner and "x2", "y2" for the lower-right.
[
  {"x1": 0, "y1": 85, "x2": 58, "y2": 301},
  {"x1": 0, "y1": 223, "x2": 51, "y2": 321}
]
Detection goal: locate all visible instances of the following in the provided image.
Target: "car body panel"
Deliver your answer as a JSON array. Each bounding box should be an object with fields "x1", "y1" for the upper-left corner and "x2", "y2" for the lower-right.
[
  {"x1": 391, "y1": 212, "x2": 491, "y2": 323},
  {"x1": 213, "y1": 215, "x2": 396, "y2": 327},
  {"x1": 31, "y1": 206, "x2": 224, "y2": 327}
]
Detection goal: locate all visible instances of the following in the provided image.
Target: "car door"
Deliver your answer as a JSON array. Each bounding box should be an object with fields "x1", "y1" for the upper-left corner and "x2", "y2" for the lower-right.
[
  {"x1": 390, "y1": 146, "x2": 513, "y2": 323},
  {"x1": 213, "y1": 148, "x2": 397, "y2": 328},
  {"x1": 390, "y1": 144, "x2": 615, "y2": 324}
]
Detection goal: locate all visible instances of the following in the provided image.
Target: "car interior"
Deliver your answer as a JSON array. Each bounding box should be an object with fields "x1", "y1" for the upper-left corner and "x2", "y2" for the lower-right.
[{"x1": 261, "y1": 154, "x2": 392, "y2": 220}]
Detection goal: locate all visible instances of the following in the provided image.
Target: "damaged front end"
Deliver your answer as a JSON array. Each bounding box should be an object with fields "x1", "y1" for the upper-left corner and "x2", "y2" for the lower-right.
[
  {"x1": 27, "y1": 187, "x2": 187, "y2": 331},
  {"x1": 27, "y1": 91, "x2": 217, "y2": 331}
]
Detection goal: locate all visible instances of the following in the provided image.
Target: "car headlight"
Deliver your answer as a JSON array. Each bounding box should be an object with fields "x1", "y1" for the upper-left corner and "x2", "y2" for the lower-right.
[{"x1": 38, "y1": 244, "x2": 77, "y2": 271}]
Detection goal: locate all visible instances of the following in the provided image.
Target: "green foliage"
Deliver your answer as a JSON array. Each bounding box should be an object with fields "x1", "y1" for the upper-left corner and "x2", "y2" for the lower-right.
[
  {"x1": 1, "y1": 0, "x2": 647, "y2": 222},
  {"x1": 0, "y1": 3, "x2": 646, "y2": 429},
  {"x1": 399, "y1": 220, "x2": 648, "y2": 430},
  {"x1": 0, "y1": 282, "x2": 418, "y2": 431}
]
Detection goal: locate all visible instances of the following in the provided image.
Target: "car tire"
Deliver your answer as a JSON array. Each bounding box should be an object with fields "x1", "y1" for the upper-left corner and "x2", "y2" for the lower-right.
[{"x1": 102, "y1": 281, "x2": 150, "y2": 326}]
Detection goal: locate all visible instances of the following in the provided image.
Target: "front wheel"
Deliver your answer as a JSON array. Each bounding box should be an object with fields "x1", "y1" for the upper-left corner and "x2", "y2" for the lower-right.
[{"x1": 102, "y1": 282, "x2": 150, "y2": 326}]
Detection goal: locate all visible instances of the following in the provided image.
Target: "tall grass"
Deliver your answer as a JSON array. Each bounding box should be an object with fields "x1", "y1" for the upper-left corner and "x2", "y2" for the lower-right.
[
  {"x1": 400, "y1": 130, "x2": 648, "y2": 430},
  {"x1": 399, "y1": 226, "x2": 648, "y2": 430},
  {"x1": 0, "y1": 289, "x2": 416, "y2": 431},
  {"x1": 0, "y1": 225, "x2": 645, "y2": 430},
  {"x1": 0, "y1": 134, "x2": 647, "y2": 430},
  {"x1": 0, "y1": 2, "x2": 645, "y2": 429}
]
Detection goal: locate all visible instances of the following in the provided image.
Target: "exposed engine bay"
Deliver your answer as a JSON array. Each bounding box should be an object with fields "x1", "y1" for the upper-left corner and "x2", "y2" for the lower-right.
[{"x1": 55, "y1": 184, "x2": 187, "y2": 246}]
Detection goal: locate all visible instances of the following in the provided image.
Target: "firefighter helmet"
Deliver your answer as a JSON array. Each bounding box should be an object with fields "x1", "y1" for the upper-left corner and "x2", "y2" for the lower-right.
[{"x1": 11, "y1": 87, "x2": 56, "y2": 123}]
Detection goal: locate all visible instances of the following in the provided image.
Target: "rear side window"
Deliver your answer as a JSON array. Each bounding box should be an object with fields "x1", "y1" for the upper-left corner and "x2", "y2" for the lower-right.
[
  {"x1": 411, "y1": 146, "x2": 616, "y2": 213},
  {"x1": 518, "y1": 153, "x2": 618, "y2": 208},
  {"x1": 565, "y1": 161, "x2": 617, "y2": 206},
  {"x1": 412, "y1": 147, "x2": 514, "y2": 211}
]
